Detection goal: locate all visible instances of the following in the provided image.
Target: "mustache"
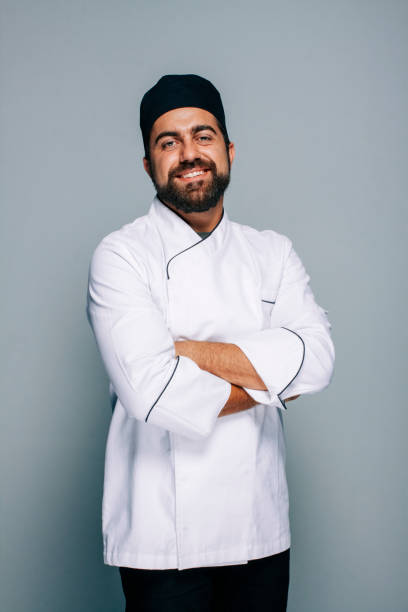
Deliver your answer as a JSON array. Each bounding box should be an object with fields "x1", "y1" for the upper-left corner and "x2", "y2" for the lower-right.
[{"x1": 169, "y1": 159, "x2": 217, "y2": 179}]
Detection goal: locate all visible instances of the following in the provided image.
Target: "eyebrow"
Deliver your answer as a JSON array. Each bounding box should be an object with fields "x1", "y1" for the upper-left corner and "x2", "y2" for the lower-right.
[
  {"x1": 192, "y1": 124, "x2": 217, "y2": 136},
  {"x1": 154, "y1": 124, "x2": 217, "y2": 146}
]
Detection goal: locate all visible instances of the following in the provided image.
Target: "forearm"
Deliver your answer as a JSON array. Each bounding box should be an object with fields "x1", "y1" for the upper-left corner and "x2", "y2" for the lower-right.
[
  {"x1": 218, "y1": 384, "x2": 257, "y2": 418},
  {"x1": 175, "y1": 340, "x2": 267, "y2": 390}
]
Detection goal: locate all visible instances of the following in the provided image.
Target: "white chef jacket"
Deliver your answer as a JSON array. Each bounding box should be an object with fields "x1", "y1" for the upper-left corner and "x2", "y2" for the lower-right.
[{"x1": 86, "y1": 195, "x2": 335, "y2": 571}]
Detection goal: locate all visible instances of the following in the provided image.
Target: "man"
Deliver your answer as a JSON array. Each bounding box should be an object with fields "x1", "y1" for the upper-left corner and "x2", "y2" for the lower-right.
[{"x1": 86, "y1": 74, "x2": 335, "y2": 611}]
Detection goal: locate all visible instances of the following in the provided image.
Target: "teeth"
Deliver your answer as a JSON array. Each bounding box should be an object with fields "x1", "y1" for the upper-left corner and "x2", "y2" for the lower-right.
[{"x1": 181, "y1": 170, "x2": 205, "y2": 178}]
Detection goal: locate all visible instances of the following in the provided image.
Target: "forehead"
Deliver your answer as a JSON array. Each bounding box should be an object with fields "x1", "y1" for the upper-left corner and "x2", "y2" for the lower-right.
[{"x1": 150, "y1": 107, "x2": 219, "y2": 138}]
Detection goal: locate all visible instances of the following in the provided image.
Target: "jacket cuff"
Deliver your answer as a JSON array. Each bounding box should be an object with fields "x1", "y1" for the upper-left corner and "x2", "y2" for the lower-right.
[
  {"x1": 242, "y1": 386, "x2": 275, "y2": 406},
  {"x1": 234, "y1": 327, "x2": 305, "y2": 408},
  {"x1": 145, "y1": 355, "x2": 232, "y2": 439},
  {"x1": 242, "y1": 387, "x2": 289, "y2": 411}
]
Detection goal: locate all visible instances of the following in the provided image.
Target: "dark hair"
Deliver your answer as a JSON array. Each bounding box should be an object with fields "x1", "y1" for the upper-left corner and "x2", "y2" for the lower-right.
[{"x1": 144, "y1": 118, "x2": 231, "y2": 161}]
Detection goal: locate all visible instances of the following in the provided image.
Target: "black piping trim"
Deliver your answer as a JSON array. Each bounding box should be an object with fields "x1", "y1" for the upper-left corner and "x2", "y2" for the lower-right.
[
  {"x1": 277, "y1": 396, "x2": 287, "y2": 411},
  {"x1": 277, "y1": 327, "x2": 305, "y2": 409},
  {"x1": 145, "y1": 356, "x2": 180, "y2": 422},
  {"x1": 261, "y1": 299, "x2": 276, "y2": 304},
  {"x1": 166, "y1": 208, "x2": 225, "y2": 279}
]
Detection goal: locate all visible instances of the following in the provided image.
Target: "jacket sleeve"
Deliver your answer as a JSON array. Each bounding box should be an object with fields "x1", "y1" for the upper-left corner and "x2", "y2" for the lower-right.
[
  {"x1": 86, "y1": 236, "x2": 231, "y2": 439},
  {"x1": 233, "y1": 236, "x2": 335, "y2": 410}
]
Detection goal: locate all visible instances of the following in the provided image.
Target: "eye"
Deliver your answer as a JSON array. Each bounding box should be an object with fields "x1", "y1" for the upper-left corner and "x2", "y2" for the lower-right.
[
  {"x1": 197, "y1": 135, "x2": 212, "y2": 142},
  {"x1": 162, "y1": 140, "x2": 176, "y2": 150}
]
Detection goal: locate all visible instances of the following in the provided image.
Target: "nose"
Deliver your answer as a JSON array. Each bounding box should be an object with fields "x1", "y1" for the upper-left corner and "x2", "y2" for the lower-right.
[{"x1": 179, "y1": 137, "x2": 200, "y2": 164}]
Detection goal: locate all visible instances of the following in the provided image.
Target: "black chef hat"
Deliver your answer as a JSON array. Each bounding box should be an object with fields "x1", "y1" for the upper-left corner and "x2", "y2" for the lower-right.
[{"x1": 140, "y1": 74, "x2": 229, "y2": 157}]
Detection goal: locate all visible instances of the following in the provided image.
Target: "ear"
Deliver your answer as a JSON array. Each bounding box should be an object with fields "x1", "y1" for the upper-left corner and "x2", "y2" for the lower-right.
[
  {"x1": 143, "y1": 157, "x2": 152, "y2": 177},
  {"x1": 228, "y1": 142, "x2": 235, "y2": 166}
]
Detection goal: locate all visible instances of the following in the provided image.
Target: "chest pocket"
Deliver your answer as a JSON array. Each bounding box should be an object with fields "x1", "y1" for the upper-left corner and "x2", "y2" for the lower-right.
[{"x1": 261, "y1": 298, "x2": 276, "y2": 329}]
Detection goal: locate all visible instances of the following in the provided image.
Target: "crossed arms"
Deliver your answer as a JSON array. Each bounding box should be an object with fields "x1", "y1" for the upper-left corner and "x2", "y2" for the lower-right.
[
  {"x1": 87, "y1": 234, "x2": 334, "y2": 440},
  {"x1": 174, "y1": 340, "x2": 300, "y2": 418}
]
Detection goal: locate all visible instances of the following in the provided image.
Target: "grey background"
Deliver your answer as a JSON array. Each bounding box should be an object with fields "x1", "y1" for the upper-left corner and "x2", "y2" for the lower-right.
[{"x1": 1, "y1": 1, "x2": 407, "y2": 610}]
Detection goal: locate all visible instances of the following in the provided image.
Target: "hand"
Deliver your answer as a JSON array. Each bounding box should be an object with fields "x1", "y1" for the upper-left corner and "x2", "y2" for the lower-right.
[
  {"x1": 174, "y1": 340, "x2": 193, "y2": 358},
  {"x1": 285, "y1": 395, "x2": 300, "y2": 402},
  {"x1": 174, "y1": 341, "x2": 181, "y2": 356}
]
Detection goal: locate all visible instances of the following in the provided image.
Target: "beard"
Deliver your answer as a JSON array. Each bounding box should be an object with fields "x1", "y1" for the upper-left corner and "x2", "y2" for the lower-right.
[{"x1": 150, "y1": 157, "x2": 231, "y2": 213}]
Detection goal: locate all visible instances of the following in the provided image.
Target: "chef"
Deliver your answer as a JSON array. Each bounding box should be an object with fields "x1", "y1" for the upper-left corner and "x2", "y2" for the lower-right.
[{"x1": 86, "y1": 74, "x2": 335, "y2": 611}]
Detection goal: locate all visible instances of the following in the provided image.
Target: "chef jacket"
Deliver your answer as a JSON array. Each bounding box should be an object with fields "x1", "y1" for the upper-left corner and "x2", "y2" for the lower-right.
[{"x1": 86, "y1": 195, "x2": 335, "y2": 571}]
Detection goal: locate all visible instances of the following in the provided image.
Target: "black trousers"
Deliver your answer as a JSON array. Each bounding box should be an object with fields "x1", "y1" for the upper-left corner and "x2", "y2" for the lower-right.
[{"x1": 119, "y1": 548, "x2": 290, "y2": 612}]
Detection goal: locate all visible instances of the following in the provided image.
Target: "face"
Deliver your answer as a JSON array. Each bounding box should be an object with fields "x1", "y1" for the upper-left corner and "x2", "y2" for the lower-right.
[{"x1": 143, "y1": 107, "x2": 235, "y2": 213}]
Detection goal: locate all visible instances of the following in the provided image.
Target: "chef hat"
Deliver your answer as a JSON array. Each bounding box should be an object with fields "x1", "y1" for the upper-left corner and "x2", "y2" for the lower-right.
[{"x1": 140, "y1": 74, "x2": 229, "y2": 157}]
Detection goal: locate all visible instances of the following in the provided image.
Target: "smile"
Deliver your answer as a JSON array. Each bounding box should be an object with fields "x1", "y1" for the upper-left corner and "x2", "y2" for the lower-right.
[{"x1": 176, "y1": 169, "x2": 210, "y2": 181}]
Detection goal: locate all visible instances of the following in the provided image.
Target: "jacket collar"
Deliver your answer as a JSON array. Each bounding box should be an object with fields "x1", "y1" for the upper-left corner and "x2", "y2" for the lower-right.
[{"x1": 148, "y1": 195, "x2": 230, "y2": 278}]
